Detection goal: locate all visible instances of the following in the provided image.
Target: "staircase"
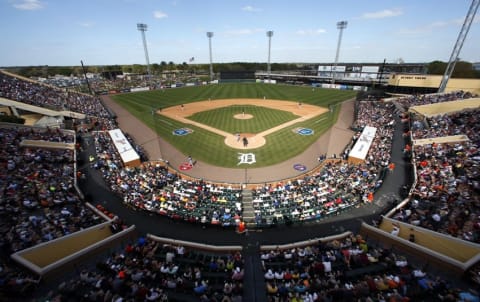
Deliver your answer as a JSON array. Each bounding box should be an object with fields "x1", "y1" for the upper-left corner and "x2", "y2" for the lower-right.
[{"x1": 241, "y1": 189, "x2": 256, "y2": 228}]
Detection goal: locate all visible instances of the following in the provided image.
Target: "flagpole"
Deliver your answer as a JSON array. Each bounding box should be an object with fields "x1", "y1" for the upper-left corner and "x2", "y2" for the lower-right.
[{"x1": 188, "y1": 57, "x2": 195, "y2": 76}]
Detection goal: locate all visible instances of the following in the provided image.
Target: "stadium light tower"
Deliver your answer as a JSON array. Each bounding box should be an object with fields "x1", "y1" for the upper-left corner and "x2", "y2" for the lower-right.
[
  {"x1": 137, "y1": 23, "x2": 151, "y2": 80},
  {"x1": 266, "y1": 30, "x2": 274, "y2": 81},
  {"x1": 438, "y1": 0, "x2": 479, "y2": 93},
  {"x1": 332, "y1": 20, "x2": 347, "y2": 85},
  {"x1": 207, "y1": 32, "x2": 214, "y2": 81}
]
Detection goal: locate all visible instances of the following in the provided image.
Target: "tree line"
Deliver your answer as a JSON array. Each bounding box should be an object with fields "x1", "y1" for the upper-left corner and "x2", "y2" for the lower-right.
[
  {"x1": 3, "y1": 61, "x2": 479, "y2": 79},
  {"x1": 3, "y1": 62, "x2": 311, "y2": 78}
]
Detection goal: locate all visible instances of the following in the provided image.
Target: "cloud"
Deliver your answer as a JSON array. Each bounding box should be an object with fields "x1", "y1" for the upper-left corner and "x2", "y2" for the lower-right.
[
  {"x1": 295, "y1": 28, "x2": 327, "y2": 35},
  {"x1": 12, "y1": 0, "x2": 44, "y2": 10},
  {"x1": 396, "y1": 27, "x2": 427, "y2": 35},
  {"x1": 242, "y1": 5, "x2": 262, "y2": 12},
  {"x1": 153, "y1": 10, "x2": 168, "y2": 19},
  {"x1": 361, "y1": 8, "x2": 403, "y2": 19},
  {"x1": 397, "y1": 18, "x2": 464, "y2": 35},
  {"x1": 79, "y1": 21, "x2": 95, "y2": 28}
]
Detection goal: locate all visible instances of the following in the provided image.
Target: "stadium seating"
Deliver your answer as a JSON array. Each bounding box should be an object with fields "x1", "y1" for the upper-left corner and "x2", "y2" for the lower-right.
[{"x1": 0, "y1": 70, "x2": 479, "y2": 301}]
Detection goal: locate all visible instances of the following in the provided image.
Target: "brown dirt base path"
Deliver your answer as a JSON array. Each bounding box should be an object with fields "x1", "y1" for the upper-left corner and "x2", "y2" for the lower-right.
[{"x1": 101, "y1": 96, "x2": 355, "y2": 185}]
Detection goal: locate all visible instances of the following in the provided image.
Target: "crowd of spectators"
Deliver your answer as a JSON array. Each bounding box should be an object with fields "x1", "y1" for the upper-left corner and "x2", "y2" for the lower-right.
[
  {"x1": 2, "y1": 71, "x2": 479, "y2": 300},
  {"x1": 390, "y1": 106, "x2": 480, "y2": 243},
  {"x1": 42, "y1": 237, "x2": 244, "y2": 302},
  {"x1": 251, "y1": 100, "x2": 396, "y2": 226},
  {"x1": 411, "y1": 109, "x2": 479, "y2": 142},
  {"x1": 252, "y1": 161, "x2": 381, "y2": 226},
  {"x1": 92, "y1": 130, "x2": 243, "y2": 227},
  {"x1": 0, "y1": 126, "x2": 101, "y2": 251},
  {"x1": 21, "y1": 232, "x2": 479, "y2": 302},
  {"x1": 0, "y1": 70, "x2": 138, "y2": 138},
  {"x1": 1, "y1": 71, "x2": 398, "y2": 230},
  {"x1": 261, "y1": 233, "x2": 479, "y2": 302},
  {"x1": 351, "y1": 101, "x2": 396, "y2": 169},
  {"x1": 87, "y1": 76, "x2": 152, "y2": 94},
  {"x1": 0, "y1": 72, "x2": 112, "y2": 118},
  {"x1": 0, "y1": 125, "x2": 104, "y2": 299},
  {"x1": 394, "y1": 91, "x2": 475, "y2": 109}
]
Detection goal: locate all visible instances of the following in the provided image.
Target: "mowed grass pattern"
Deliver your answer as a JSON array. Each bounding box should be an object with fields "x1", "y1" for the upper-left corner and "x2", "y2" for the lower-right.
[
  {"x1": 112, "y1": 83, "x2": 356, "y2": 168},
  {"x1": 188, "y1": 105, "x2": 298, "y2": 134}
]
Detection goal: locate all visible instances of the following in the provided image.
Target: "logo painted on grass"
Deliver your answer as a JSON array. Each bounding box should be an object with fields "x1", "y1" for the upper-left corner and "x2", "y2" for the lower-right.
[
  {"x1": 173, "y1": 128, "x2": 193, "y2": 136},
  {"x1": 237, "y1": 153, "x2": 256, "y2": 165},
  {"x1": 293, "y1": 127, "x2": 314, "y2": 135},
  {"x1": 293, "y1": 164, "x2": 307, "y2": 171},
  {"x1": 179, "y1": 162, "x2": 193, "y2": 171}
]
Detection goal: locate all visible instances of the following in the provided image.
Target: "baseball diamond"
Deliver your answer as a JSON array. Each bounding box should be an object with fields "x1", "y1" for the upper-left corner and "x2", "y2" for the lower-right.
[
  {"x1": 158, "y1": 98, "x2": 328, "y2": 150},
  {"x1": 104, "y1": 96, "x2": 356, "y2": 184},
  {"x1": 109, "y1": 83, "x2": 357, "y2": 182}
]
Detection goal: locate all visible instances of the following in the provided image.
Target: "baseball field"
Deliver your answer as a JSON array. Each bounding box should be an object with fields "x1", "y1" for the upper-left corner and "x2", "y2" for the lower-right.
[{"x1": 111, "y1": 83, "x2": 356, "y2": 168}]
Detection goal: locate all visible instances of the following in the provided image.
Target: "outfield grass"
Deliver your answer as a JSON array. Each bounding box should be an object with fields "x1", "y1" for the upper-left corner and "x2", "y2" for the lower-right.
[{"x1": 112, "y1": 83, "x2": 356, "y2": 168}]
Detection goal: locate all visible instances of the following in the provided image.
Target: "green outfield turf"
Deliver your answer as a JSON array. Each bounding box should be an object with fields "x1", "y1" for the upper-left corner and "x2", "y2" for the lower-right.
[
  {"x1": 189, "y1": 105, "x2": 299, "y2": 134},
  {"x1": 112, "y1": 83, "x2": 356, "y2": 168}
]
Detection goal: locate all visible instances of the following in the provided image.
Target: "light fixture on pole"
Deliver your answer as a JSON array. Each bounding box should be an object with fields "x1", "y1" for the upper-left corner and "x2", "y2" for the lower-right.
[
  {"x1": 266, "y1": 31, "x2": 274, "y2": 81},
  {"x1": 137, "y1": 23, "x2": 151, "y2": 80},
  {"x1": 206, "y1": 32, "x2": 214, "y2": 81},
  {"x1": 332, "y1": 21, "x2": 347, "y2": 85}
]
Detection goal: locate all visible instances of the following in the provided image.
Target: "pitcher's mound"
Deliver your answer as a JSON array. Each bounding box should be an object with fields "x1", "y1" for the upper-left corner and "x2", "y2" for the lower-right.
[{"x1": 234, "y1": 113, "x2": 253, "y2": 120}]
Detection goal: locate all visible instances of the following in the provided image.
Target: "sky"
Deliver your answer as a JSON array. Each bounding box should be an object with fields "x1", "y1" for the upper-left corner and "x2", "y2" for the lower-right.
[{"x1": 0, "y1": 0, "x2": 479, "y2": 67}]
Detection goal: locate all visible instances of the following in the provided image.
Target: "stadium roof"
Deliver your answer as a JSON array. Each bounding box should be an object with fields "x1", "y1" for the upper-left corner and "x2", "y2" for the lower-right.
[{"x1": 0, "y1": 97, "x2": 86, "y2": 119}]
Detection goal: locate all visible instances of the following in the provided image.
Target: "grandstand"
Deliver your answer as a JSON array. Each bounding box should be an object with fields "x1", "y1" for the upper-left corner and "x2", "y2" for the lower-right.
[{"x1": 0, "y1": 69, "x2": 479, "y2": 302}]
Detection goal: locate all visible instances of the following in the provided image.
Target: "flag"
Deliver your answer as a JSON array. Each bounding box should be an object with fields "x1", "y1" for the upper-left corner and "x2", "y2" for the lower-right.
[{"x1": 189, "y1": 57, "x2": 194, "y2": 62}]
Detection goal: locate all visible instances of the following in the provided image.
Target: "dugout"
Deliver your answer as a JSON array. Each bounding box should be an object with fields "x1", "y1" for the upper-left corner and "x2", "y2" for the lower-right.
[
  {"x1": 348, "y1": 126, "x2": 377, "y2": 164},
  {"x1": 108, "y1": 128, "x2": 141, "y2": 167}
]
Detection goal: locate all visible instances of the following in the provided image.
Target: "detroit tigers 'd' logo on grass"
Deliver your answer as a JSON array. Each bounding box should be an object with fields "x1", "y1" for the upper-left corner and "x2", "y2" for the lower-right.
[
  {"x1": 173, "y1": 128, "x2": 194, "y2": 136},
  {"x1": 237, "y1": 153, "x2": 256, "y2": 165},
  {"x1": 293, "y1": 127, "x2": 314, "y2": 136}
]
